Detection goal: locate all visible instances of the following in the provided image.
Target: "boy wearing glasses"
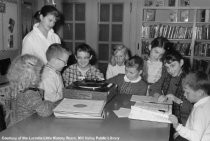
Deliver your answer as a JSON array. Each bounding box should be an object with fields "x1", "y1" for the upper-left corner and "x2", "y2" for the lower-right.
[
  {"x1": 39, "y1": 43, "x2": 70, "y2": 102},
  {"x1": 62, "y1": 43, "x2": 104, "y2": 87}
]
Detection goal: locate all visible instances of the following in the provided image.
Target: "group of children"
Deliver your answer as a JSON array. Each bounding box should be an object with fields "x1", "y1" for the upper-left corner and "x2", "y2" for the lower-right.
[{"x1": 2, "y1": 35, "x2": 210, "y2": 140}]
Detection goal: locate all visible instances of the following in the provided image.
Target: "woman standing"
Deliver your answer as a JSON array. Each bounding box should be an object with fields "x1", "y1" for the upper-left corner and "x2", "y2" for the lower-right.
[{"x1": 22, "y1": 5, "x2": 61, "y2": 64}]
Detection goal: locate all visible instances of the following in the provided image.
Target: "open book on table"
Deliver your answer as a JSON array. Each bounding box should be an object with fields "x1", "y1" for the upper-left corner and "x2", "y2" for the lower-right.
[{"x1": 129, "y1": 95, "x2": 172, "y2": 123}]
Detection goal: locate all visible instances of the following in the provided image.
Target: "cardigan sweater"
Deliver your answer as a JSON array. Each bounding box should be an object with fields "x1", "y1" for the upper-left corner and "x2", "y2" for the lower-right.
[
  {"x1": 10, "y1": 88, "x2": 54, "y2": 126},
  {"x1": 150, "y1": 71, "x2": 193, "y2": 125}
]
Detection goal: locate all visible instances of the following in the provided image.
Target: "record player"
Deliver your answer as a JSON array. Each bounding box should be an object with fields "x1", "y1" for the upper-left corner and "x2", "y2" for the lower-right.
[{"x1": 63, "y1": 79, "x2": 117, "y2": 102}]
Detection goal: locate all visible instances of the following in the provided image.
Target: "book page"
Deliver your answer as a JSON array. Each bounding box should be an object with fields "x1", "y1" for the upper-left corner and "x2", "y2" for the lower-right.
[
  {"x1": 129, "y1": 106, "x2": 171, "y2": 123},
  {"x1": 134, "y1": 102, "x2": 169, "y2": 112},
  {"x1": 131, "y1": 95, "x2": 172, "y2": 105}
]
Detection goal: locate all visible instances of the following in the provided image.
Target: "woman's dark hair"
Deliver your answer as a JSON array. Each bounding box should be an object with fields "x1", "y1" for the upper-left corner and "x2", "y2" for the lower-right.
[
  {"x1": 164, "y1": 49, "x2": 191, "y2": 73},
  {"x1": 34, "y1": 5, "x2": 60, "y2": 22},
  {"x1": 151, "y1": 36, "x2": 174, "y2": 52}
]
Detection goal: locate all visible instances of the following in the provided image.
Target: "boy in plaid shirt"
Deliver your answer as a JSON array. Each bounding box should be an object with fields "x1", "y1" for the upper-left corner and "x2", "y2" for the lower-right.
[{"x1": 62, "y1": 43, "x2": 104, "y2": 87}]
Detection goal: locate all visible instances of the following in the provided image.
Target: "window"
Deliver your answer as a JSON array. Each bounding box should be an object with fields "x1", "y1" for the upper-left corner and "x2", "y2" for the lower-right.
[
  {"x1": 62, "y1": 2, "x2": 86, "y2": 52},
  {"x1": 98, "y1": 1, "x2": 125, "y2": 75}
]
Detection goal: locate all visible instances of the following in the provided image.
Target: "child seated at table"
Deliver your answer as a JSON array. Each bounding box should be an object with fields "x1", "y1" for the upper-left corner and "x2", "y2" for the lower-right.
[
  {"x1": 142, "y1": 37, "x2": 172, "y2": 84},
  {"x1": 106, "y1": 44, "x2": 130, "y2": 79},
  {"x1": 169, "y1": 71, "x2": 210, "y2": 141},
  {"x1": 39, "y1": 43, "x2": 70, "y2": 102},
  {"x1": 106, "y1": 55, "x2": 147, "y2": 95},
  {"x1": 6, "y1": 54, "x2": 54, "y2": 126},
  {"x1": 62, "y1": 43, "x2": 104, "y2": 87}
]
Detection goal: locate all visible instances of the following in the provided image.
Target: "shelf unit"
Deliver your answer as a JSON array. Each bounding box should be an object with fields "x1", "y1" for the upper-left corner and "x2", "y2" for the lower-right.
[{"x1": 139, "y1": 0, "x2": 210, "y2": 71}]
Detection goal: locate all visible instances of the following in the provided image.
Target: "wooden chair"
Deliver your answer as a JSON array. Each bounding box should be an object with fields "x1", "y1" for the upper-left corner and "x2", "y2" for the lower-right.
[{"x1": 0, "y1": 84, "x2": 17, "y2": 127}]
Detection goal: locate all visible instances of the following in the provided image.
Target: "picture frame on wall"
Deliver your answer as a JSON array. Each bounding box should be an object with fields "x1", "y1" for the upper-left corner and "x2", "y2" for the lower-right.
[{"x1": 144, "y1": 9, "x2": 156, "y2": 21}]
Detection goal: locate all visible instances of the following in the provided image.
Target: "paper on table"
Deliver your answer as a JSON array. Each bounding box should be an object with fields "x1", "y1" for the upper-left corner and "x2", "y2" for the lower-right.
[
  {"x1": 129, "y1": 106, "x2": 171, "y2": 123},
  {"x1": 131, "y1": 95, "x2": 158, "y2": 103},
  {"x1": 134, "y1": 102, "x2": 169, "y2": 112},
  {"x1": 113, "y1": 108, "x2": 130, "y2": 118},
  {"x1": 131, "y1": 95, "x2": 172, "y2": 105}
]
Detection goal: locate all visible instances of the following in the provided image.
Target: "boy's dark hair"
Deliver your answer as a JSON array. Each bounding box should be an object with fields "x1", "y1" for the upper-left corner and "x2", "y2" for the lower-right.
[
  {"x1": 75, "y1": 43, "x2": 93, "y2": 55},
  {"x1": 75, "y1": 43, "x2": 97, "y2": 65},
  {"x1": 46, "y1": 43, "x2": 70, "y2": 61},
  {"x1": 125, "y1": 55, "x2": 144, "y2": 71},
  {"x1": 182, "y1": 71, "x2": 210, "y2": 95}
]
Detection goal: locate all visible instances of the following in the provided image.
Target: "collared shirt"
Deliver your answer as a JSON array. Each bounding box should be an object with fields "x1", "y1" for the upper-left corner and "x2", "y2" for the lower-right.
[
  {"x1": 124, "y1": 75, "x2": 142, "y2": 83},
  {"x1": 176, "y1": 96, "x2": 210, "y2": 141},
  {"x1": 39, "y1": 65, "x2": 64, "y2": 102},
  {"x1": 62, "y1": 64, "x2": 104, "y2": 87},
  {"x1": 106, "y1": 64, "x2": 125, "y2": 79},
  {"x1": 22, "y1": 23, "x2": 61, "y2": 64},
  {"x1": 146, "y1": 59, "x2": 162, "y2": 83},
  {"x1": 106, "y1": 74, "x2": 147, "y2": 95}
]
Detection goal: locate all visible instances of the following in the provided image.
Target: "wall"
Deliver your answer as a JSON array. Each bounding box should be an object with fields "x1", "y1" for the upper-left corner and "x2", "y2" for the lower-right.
[
  {"x1": 0, "y1": 0, "x2": 21, "y2": 61},
  {"x1": 190, "y1": 0, "x2": 210, "y2": 7}
]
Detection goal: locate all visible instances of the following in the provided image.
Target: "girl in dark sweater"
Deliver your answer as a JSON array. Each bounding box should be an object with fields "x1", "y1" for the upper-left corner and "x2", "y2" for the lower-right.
[{"x1": 107, "y1": 55, "x2": 147, "y2": 95}]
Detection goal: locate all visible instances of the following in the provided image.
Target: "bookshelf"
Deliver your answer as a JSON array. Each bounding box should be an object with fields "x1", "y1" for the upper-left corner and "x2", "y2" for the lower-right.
[{"x1": 139, "y1": 0, "x2": 210, "y2": 72}]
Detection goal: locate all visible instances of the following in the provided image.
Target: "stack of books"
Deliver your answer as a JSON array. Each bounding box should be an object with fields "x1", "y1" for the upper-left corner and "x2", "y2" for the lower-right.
[
  {"x1": 53, "y1": 98, "x2": 106, "y2": 119},
  {"x1": 128, "y1": 95, "x2": 172, "y2": 123}
]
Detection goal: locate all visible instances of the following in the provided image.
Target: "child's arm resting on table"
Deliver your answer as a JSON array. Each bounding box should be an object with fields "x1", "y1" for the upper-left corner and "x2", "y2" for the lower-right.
[
  {"x1": 26, "y1": 90, "x2": 54, "y2": 117},
  {"x1": 169, "y1": 109, "x2": 206, "y2": 141}
]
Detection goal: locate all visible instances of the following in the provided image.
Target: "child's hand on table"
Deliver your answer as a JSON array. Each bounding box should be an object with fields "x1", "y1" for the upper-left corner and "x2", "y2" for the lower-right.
[
  {"x1": 169, "y1": 114, "x2": 179, "y2": 129},
  {"x1": 166, "y1": 94, "x2": 183, "y2": 104},
  {"x1": 96, "y1": 72, "x2": 104, "y2": 80},
  {"x1": 157, "y1": 95, "x2": 168, "y2": 103}
]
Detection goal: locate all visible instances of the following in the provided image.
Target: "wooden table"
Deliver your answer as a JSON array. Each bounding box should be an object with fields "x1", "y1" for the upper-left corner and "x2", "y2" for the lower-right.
[{"x1": 0, "y1": 95, "x2": 170, "y2": 141}]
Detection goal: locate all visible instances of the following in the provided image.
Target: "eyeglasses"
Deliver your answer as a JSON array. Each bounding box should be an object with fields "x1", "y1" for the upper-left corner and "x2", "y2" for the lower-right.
[
  {"x1": 75, "y1": 56, "x2": 91, "y2": 60},
  {"x1": 57, "y1": 58, "x2": 67, "y2": 66}
]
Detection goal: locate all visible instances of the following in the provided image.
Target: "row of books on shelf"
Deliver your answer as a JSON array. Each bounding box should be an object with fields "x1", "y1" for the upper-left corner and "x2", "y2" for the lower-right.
[
  {"x1": 196, "y1": 25, "x2": 210, "y2": 40},
  {"x1": 192, "y1": 59, "x2": 209, "y2": 73},
  {"x1": 144, "y1": 0, "x2": 190, "y2": 7},
  {"x1": 141, "y1": 40, "x2": 191, "y2": 56},
  {"x1": 194, "y1": 42, "x2": 210, "y2": 57},
  {"x1": 142, "y1": 24, "x2": 193, "y2": 39},
  {"x1": 144, "y1": 9, "x2": 210, "y2": 23},
  {"x1": 196, "y1": 9, "x2": 210, "y2": 22}
]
